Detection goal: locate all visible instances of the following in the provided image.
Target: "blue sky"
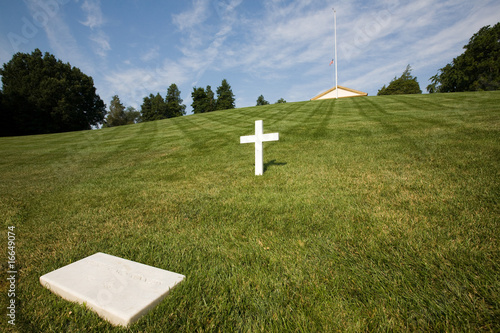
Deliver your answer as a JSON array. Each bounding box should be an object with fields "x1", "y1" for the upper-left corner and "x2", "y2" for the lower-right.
[{"x1": 1, "y1": 0, "x2": 499, "y2": 114}]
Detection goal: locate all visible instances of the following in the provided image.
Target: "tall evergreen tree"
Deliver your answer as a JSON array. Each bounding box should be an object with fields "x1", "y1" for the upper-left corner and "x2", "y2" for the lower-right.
[
  {"x1": 141, "y1": 93, "x2": 166, "y2": 121},
  {"x1": 216, "y1": 79, "x2": 235, "y2": 110},
  {"x1": 191, "y1": 85, "x2": 216, "y2": 114},
  {"x1": 105, "y1": 95, "x2": 127, "y2": 127},
  {"x1": 140, "y1": 94, "x2": 153, "y2": 121},
  {"x1": 205, "y1": 85, "x2": 216, "y2": 112},
  {"x1": 191, "y1": 87, "x2": 208, "y2": 114},
  {"x1": 0, "y1": 49, "x2": 106, "y2": 136},
  {"x1": 151, "y1": 93, "x2": 167, "y2": 120},
  {"x1": 165, "y1": 83, "x2": 186, "y2": 117}
]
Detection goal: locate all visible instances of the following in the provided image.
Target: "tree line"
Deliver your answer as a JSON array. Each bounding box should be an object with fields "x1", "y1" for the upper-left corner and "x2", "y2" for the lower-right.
[
  {"x1": 0, "y1": 48, "x2": 239, "y2": 135},
  {"x1": 191, "y1": 79, "x2": 235, "y2": 114},
  {"x1": 256, "y1": 95, "x2": 286, "y2": 106},
  {"x1": 378, "y1": 22, "x2": 499, "y2": 96},
  {"x1": 108, "y1": 79, "x2": 237, "y2": 126}
]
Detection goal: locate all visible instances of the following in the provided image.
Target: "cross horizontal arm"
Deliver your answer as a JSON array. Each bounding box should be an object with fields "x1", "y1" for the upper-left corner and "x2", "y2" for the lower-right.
[
  {"x1": 240, "y1": 135, "x2": 256, "y2": 144},
  {"x1": 262, "y1": 133, "x2": 279, "y2": 142}
]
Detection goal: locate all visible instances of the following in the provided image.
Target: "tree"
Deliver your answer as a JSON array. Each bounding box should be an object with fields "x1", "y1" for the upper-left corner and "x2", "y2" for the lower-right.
[
  {"x1": 256, "y1": 95, "x2": 269, "y2": 106},
  {"x1": 140, "y1": 94, "x2": 153, "y2": 121},
  {"x1": 104, "y1": 96, "x2": 140, "y2": 127},
  {"x1": 0, "y1": 49, "x2": 106, "y2": 136},
  {"x1": 191, "y1": 85, "x2": 216, "y2": 114},
  {"x1": 191, "y1": 87, "x2": 207, "y2": 114},
  {"x1": 378, "y1": 65, "x2": 422, "y2": 95},
  {"x1": 216, "y1": 79, "x2": 235, "y2": 110},
  {"x1": 428, "y1": 23, "x2": 500, "y2": 93},
  {"x1": 105, "y1": 95, "x2": 127, "y2": 127},
  {"x1": 205, "y1": 85, "x2": 216, "y2": 112},
  {"x1": 141, "y1": 93, "x2": 166, "y2": 121},
  {"x1": 152, "y1": 93, "x2": 167, "y2": 119},
  {"x1": 165, "y1": 83, "x2": 186, "y2": 117},
  {"x1": 141, "y1": 85, "x2": 185, "y2": 121},
  {"x1": 275, "y1": 98, "x2": 286, "y2": 104},
  {"x1": 124, "y1": 106, "x2": 141, "y2": 124}
]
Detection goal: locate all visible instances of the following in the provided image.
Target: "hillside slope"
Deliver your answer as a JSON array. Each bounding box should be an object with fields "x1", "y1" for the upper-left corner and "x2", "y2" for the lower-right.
[{"x1": 1, "y1": 92, "x2": 499, "y2": 332}]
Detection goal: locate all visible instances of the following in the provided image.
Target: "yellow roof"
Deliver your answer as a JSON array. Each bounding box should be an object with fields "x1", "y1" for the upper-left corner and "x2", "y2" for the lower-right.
[{"x1": 311, "y1": 85, "x2": 368, "y2": 100}]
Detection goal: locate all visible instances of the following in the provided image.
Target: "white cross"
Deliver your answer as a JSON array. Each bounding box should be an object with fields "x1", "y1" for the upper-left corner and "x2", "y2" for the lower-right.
[{"x1": 240, "y1": 120, "x2": 279, "y2": 175}]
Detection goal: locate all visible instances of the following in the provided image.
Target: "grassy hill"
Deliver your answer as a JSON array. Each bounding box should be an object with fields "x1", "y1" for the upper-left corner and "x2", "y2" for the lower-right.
[{"x1": 1, "y1": 91, "x2": 499, "y2": 332}]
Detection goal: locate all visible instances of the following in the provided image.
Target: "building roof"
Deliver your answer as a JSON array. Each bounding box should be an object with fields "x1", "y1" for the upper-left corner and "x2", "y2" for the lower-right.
[{"x1": 311, "y1": 86, "x2": 368, "y2": 100}]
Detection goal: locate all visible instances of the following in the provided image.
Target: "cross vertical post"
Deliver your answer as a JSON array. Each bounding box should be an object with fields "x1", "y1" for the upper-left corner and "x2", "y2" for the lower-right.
[
  {"x1": 240, "y1": 120, "x2": 279, "y2": 176},
  {"x1": 254, "y1": 119, "x2": 264, "y2": 176}
]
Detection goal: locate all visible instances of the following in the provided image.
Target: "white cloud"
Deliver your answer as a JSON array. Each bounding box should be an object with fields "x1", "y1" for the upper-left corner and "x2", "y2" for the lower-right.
[
  {"x1": 172, "y1": 0, "x2": 210, "y2": 31},
  {"x1": 169, "y1": 0, "x2": 244, "y2": 85},
  {"x1": 89, "y1": 30, "x2": 111, "y2": 58},
  {"x1": 80, "y1": 0, "x2": 104, "y2": 29},
  {"x1": 24, "y1": 0, "x2": 94, "y2": 73},
  {"x1": 218, "y1": 2, "x2": 335, "y2": 76},
  {"x1": 80, "y1": 0, "x2": 111, "y2": 58},
  {"x1": 141, "y1": 46, "x2": 160, "y2": 62},
  {"x1": 104, "y1": 59, "x2": 194, "y2": 109}
]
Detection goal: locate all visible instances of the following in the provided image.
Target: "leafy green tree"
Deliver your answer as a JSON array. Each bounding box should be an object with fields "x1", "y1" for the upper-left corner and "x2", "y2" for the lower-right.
[
  {"x1": 141, "y1": 85, "x2": 185, "y2": 121},
  {"x1": 216, "y1": 79, "x2": 235, "y2": 110},
  {"x1": 275, "y1": 98, "x2": 286, "y2": 104},
  {"x1": 192, "y1": 85, "x2": 216, "y2": 114},
  {"x1": 205, "y1": 85, "x2": 216, "y2": 112},
  {"x1": 0, "y1": 49, "x2": 106, "y2": 136},
  {"x1": 165, "y1": 83, "x2": 186, "y2": 117},
  {"x1": 256, "y1": 95, "x2": 269, "y2": 106},
  {"x1": 124, "y1": 106, "x2": 141, "y2": 124},
  {"x1": 104, "y1": 96, "x2": 140, "y2": 127},
  {"x1": 428, "y1": 23, "x2": 500, "y2": 93},
  {"x1": 140, "y1": 94, "x2": 153, "y2": 121},
  {"x1": 105, "y1": 95, "x2": 127, "y2": 127},
  {"x1": 141, "y1": 93, "x2": 167, "y2": 121},
  {"x1": 0, "y1": 90, "x2": 5, "y2": 136},
  {"x1": 191, "y1": 87, "x2": 208, "y2": 114},
  {"x1": 378, "y1": 65, "x2": 422, "y2": 95},
  {"x1": 151, "y1": 93, "x2": 167, "y2": 119}
]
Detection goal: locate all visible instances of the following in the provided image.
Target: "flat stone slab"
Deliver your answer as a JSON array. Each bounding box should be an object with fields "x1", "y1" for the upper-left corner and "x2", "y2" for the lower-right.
[{"x1": 40, "y1": 252, "x2": 185, "y2": 327}]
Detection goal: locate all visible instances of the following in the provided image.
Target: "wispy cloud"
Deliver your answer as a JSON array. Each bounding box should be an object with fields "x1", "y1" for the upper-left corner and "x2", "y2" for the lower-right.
[
  {"x1": 104, "y1": 59, "x2": 194, "y2": 108},
  {"x1": 24, "y1": 0, "x2": 93, "y2": 73},
  {"x1": 80, "y1": 0, "x2": 104, "y2": 29},
  {"x1": 172, "y1": 0, "x2": 243, "y2": 83},
  {"x1": 141, "y1": 46, "x2": 160, "y2": 62},
  {"x1": 80, "y1": 0, "x2": 110, "y2": 58},
  {"x1": 172, "y1": 0, "x2": 210, "y2": 31},
  {"x1": 89, "y1": 30, "x2": 110, "y2": 58}
]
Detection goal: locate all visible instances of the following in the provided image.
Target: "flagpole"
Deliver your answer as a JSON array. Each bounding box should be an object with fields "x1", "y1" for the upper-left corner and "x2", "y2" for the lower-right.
[{"x1": 334, "y1": 8, "x2": 338, "y2": 99}]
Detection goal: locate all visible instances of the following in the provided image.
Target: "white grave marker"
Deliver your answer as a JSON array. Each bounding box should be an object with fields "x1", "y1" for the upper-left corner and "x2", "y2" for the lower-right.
[
  {"x1": 40, "y1": 252, "x2": 185, "y2": 327},
  {"x1": 240, "y1": 120, "x2": 279, "y2": 175}
]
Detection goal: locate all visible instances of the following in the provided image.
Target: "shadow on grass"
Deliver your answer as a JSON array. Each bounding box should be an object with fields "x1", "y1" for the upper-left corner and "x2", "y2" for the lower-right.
[{"x1": 264, "y1": 159, "x2": 287, "y2": 172}]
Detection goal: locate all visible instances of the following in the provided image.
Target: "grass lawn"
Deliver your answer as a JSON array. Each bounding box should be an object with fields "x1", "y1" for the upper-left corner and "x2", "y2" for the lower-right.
[{"x1": 1, "y1": 91, "x2": 499, "y2": 332}]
